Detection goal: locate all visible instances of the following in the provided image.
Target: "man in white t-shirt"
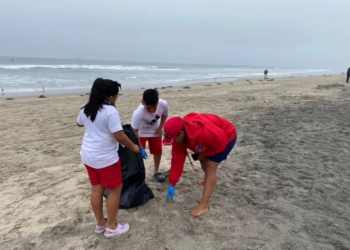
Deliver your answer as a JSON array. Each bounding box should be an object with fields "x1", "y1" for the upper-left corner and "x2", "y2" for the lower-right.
[{"x1": 132, "y1": 89, "x2": 170, "y2": 182}]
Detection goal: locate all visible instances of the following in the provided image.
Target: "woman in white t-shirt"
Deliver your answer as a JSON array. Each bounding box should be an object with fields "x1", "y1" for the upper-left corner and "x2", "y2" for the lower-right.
[
  {"x1": 131, "y1": 89, "x2": 170, "y2": 182},
  {"x1": 77, "y1": 78, "x2": 140, "y2": 238}
]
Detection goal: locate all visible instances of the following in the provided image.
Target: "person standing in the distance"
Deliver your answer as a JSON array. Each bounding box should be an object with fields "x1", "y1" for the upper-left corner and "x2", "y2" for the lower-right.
[
  {"x1": 131, "y1": 89, "x2": 170, "y2": 182},
  {"x1": 77, "y1": 78, "x2": 140, "y2": 238},
  {"x1": 163, "y1": 112, "x2": 237, "y2": 217},
  {"x1": 347, "y1": 67, "x2": 350, "y2": 83},
  {"x1": 264, "y1": 69, "x2": 268, "y2": 80}
]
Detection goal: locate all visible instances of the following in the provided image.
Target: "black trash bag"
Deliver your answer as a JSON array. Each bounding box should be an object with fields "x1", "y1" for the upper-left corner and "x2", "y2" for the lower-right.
[{"x1": 104, "y1": 124, "x2": 154, "y2": 209}]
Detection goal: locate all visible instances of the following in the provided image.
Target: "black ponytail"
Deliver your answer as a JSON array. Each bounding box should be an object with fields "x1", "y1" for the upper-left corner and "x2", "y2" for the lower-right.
[{"x1": 84, "y1": 78, "x2": 121, "y2": 122}]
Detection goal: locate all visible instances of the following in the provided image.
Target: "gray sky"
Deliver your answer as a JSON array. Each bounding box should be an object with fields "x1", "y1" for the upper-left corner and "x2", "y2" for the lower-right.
[{"x1": 0, "y1": 0, "x2": 349, "y2": 69}]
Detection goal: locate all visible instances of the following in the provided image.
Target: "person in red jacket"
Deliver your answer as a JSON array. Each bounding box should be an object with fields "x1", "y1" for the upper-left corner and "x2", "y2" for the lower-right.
[{"x1": 163, "y1": 112, "x2": 237, "y2": 217}]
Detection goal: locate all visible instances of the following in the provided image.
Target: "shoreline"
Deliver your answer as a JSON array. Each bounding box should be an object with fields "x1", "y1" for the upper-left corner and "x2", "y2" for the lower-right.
[{"x1": 0, "y1": 74, "x2": 341, "y2": 100}]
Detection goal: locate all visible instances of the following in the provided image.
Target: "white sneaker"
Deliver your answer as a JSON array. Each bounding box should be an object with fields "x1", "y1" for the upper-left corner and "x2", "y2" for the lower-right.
[{"x1": 104, "y1": 223, "x2": 130, "y2": 238}]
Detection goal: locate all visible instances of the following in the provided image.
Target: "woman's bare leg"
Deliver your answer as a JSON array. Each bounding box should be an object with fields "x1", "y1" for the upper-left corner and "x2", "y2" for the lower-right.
[
  {"x1": 191, "y1": 159, "x2": 219, "y2": 217},
  {"x1": 91, "y1": 185, "x2": 106, "y2": 226},
  {"x1": 197, "y1": 155, "x2": 208, "y2": 186},
  {"x1": 105, "y1": 184, "x2": 123, "y2": 231}
]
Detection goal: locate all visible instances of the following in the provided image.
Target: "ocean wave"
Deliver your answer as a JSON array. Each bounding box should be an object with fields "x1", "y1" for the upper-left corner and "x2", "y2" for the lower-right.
[
  {"x1": 0, "y1": 64, "x2": 181, "y2": 71},
  {"x1": 125, "y1": 75, "x2": 137, "y2": 80}
]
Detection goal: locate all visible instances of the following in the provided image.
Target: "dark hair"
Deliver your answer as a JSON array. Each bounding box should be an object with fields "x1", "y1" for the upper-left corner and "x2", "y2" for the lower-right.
[
  {"x1": 142, "y1": 88, "x2": 159, "y2": 106},
  {"x1": 83, "y1": 78, "x2": 121, "y2": 122}
]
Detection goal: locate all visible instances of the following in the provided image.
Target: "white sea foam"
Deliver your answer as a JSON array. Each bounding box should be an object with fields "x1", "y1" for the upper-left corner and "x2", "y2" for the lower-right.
[
  {"x1": 0, "y1": 64, "x2": 180, "y2": 71},
  {"x1": 125, "y1": 75, "x2": 138, "y2": 80},
  {"x1": 0, "y1": 59, "x2": 337, "y2": 94}
]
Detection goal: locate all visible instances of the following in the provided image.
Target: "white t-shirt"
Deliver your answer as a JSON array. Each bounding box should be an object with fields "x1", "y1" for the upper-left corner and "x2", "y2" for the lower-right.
[
  {"x1": 77, "y1": 104, "x2": 123, "y2": 169},
  {"x1": 131, "y1": 99, "x2": 170, "y2": 137}
]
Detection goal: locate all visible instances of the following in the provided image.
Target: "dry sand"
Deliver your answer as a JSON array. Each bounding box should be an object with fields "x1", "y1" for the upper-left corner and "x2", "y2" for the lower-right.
[{"x1": 1, "y1": 75, "x2": 350, "y2": 250}]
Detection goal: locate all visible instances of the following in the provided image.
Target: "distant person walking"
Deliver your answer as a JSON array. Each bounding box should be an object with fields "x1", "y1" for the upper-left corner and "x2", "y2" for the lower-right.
[
  {"x1": 1, "y1": 89, "x2": 3, "y2": 96},
  {"x1": 264, "y1": 69, "x2": 268, "y2": 80},
  {"x1": 347, "y1": 67, "x2": 350, "y2": 83}
]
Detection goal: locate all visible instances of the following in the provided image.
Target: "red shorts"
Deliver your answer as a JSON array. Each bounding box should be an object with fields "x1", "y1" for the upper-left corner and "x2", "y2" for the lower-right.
[
  {"x1": 84, "y1": 160, "x2": 122, "y2": 189},
  {"x1": 140, "y1": 137, "x2": 162, "y2": 155}
]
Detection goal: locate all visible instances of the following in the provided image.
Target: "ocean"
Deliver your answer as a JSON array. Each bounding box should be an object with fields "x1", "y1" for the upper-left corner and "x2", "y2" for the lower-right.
[{"x1": 0, "y1": 56, "x2": 336, "y2": 96}]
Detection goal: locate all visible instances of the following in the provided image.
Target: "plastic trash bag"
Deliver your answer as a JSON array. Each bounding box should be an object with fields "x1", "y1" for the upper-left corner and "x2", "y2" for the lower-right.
[{"x1": 104, "y1": 124, "x2": 154, "y2": 209}]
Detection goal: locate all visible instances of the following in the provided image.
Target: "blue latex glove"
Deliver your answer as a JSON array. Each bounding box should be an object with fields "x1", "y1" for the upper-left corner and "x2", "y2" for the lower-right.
[
  {"x1": 140, "y1": 146, "x2": 148, "y2": 159},
  {"x1": 166, "y1": 185, "x2": 176, "y2": 202}
]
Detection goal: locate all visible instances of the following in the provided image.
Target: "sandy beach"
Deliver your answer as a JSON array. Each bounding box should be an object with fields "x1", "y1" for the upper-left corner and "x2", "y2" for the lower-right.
[{"x1": 1, "y1": 75, "x2": 350, "y2": 250}]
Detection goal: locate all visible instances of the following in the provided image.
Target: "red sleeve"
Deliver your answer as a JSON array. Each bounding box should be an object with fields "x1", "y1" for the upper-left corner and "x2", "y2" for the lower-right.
[
  {"x1": 169, "y1": 142, "x2": 187, "y2": 186},
  {"x1": 196, "y1": 126, "x2": 228, "y2": 156}
]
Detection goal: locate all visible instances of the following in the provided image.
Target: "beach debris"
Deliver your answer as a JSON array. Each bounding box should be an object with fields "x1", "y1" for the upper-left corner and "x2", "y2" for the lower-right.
[
  {"x1": 246, "y1": 80, "x2": 250, "y2": 81},
  {"x1": 6, "y1": 98, "x2": 14, "y2": 100},
  {"x1": 38, "y1": 95, "x2": 47, "y2": 98},
  {"x1": 267, "y1": 78, "x2": 275, "y2": 81},
  {"x1": 259, "y1": 222, "x2": 268, "y2": 235},
  {"x1": 85, "y1": 93, "x2": 90, "y2": 95},
  {"x1": 259, "y1": 79, "x2": 263, "y2": 81},
  {"x1": 246, "y1": 96, "x2": 256, "y2": 101},
  {"x1": 249, "y1": 82, "x2": 252, "y2": 83},
  {"x1": 316, "y1": 83, "x2": 345, "y2": 90},
  {"x1": 217, "y1": 83, "x2": 221, "y2": 85},
  {"x1": 183, "y1": 86, "x2": 191, "y2": 89},
  {"x1": 161, "y1": 87, "x2": 166, "y2": 89},
  {"x1": 80, "y1": 94, "x2": 84, "y2": 96},
  {"x1": 204, "y1": 84, "x2": 211, "y2": 86},
  {"x1": 166, "y1": 86, "x2": 173, "y2": 88},
  {"x1": 229, "y1": 82, "x2": 233, "y2": 84}
]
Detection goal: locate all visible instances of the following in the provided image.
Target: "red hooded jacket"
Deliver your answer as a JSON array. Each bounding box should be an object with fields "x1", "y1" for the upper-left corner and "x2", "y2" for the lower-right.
[{"x1": 169, "y1": 113, "x2": 237, "y2": 186}]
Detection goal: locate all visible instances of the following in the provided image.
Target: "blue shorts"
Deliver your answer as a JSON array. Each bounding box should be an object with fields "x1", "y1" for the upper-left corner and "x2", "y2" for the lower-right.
[{"x1": 208, "y1": 138, "x2": 236, "y2": 163}]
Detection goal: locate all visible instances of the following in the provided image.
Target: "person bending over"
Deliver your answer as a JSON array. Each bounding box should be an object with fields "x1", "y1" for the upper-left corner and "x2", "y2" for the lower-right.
[{"x1": 163, "y1": 112, "x2": 237, "y2": 217}]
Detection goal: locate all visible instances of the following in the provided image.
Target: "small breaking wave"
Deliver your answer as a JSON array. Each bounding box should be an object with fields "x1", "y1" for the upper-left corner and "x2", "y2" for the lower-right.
[{"x1": 0, "y1": 64, "x2": 181, "y2": 71}]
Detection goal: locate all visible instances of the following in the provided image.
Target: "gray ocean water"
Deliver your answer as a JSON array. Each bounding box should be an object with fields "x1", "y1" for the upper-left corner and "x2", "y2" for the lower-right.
[{"x1": 0, "y1": 56, "x2": 336, "y2": 96}]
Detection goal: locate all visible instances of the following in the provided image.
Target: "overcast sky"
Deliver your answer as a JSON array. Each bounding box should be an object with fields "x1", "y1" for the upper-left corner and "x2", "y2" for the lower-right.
[{"x1": 0, "y1": 0, "x2": 349, "y2": 69}]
